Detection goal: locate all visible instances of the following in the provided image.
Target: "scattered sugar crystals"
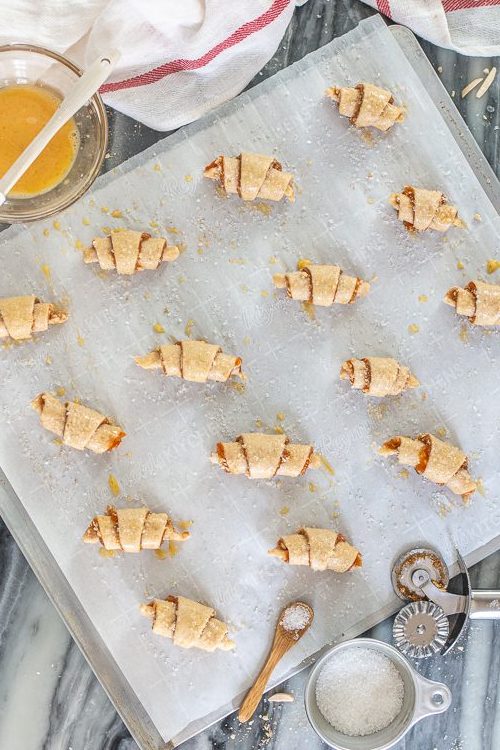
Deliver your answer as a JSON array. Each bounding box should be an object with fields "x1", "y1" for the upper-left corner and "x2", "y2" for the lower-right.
[{"x1": 316, "y1": 647, "x2": 404, "y2": 737}]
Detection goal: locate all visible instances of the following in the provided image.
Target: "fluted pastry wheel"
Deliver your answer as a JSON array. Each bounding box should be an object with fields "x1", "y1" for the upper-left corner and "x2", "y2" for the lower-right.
[
  {"x1": 444, "y1": 280, "x2": 500, "y2": 326},
  {"x1": 326, "y1": 82, "x2": 405, "y2": 131},
  {"x1": 211, "y1": 433, "x2": 320, "y2": 479},
  {"x1": 340, "y1": 357, "x2": 419, "y2": 397},
  {"x1": 269, "y1": 527, "x2": 362, "y2": 572},
  {"x1": 204, "y1": 152, "x2": 294, "y2": 202},
  {"x1": 32, "y1": 392, "x2": 125, "y2": 453},
  {"x1": 140, "y1": 595, "x2": 235, "y2": 651},
  {"x1": 0, "y1": 295, "x2": 67, "y2": 341},
  {"x1": 390, "y1": 187, "x2": 463, "y2": 232},
  {"x1": 379, "y1": 433, "x2": 476, "y2": 501},
  {"x1": 135, "y1": 340, "x2": 243, "y2": 383},
  {"x1": 83, "y1": 229, "x2": 179, "y2": 274},
  {"x1": 273, "y1": 263, "x2": 370, "y2": 307},
  {"x1": 83, "y1": 506, "x2": 189, "y2": 552}
]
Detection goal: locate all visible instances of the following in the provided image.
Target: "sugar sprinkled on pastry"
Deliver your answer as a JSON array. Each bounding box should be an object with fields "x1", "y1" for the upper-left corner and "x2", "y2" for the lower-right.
[
  {"x1": 390, "y1": 187, "x2": 463, "y2": 232},
  {"x1": 0, "y1": 295, "x2": 67, "y2": 341},
  {"x1": 83, "y1": 229, "x2": 179, "y2": 274},
  {"x1": 140, "y1": 595, "x2": 235, "y2": 651},
  {"x1": 269, "y1": 527, "x2": 362, "y2": 572},
  {"x1": 204, "y1": 152, "x2": 294, "y2": 202},
  {"x1": 135, "y1": 340, "x2": 243, "y2": 383},
  {"x1": 379, "y1": 433, "x2": 476, "y2": 502},
  {"x1": 32, "y1": 392, "x2": 125, "y2": 453},
  {"x1": 326, "y1": 82, "x2": 405, "y2": 131},
  {"x1": 444, "y1": 280, "x2": 500, "y2": 326},
  {"x1": 83, "y1": 505, "x2": 189, "y2": 552},
  {"x1": 340, "y1": 357, "x2": 419, "y2": 397},
  {"x1": 273, "y1": 263, "x2": 370, "y2": 307},
  {"x1": 211, "y1": 433, "x2": 320, "y2": 479}
]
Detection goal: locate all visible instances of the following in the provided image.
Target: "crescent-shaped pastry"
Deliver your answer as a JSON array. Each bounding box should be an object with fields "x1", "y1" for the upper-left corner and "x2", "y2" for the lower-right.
[
  {"x1": 140, "y1": 595, "x2": 235, "y2": 651},
  {"x1": 204, "y1": 152, "x2": 294, "y2": 202},
  {"x1": 379, "y1": 433, "x2": 476, "y2": 501},
  {"x1": 135, "y1": 340, "x2": 243, "y2": 383},
  {"x1": 211, "y1": 433, "x2": 319, "y2": 479},
  {"x1": 32, "y1": 392, "x2": 125, "y2": 453},
  {"x1": 273, "y1": 263, "x2": 370, "y2": 307},
  {"x1": 0, "y1": 295, "x2": 67, "y2": 341},
  {"x1": 83, "y1": 229, "x2": 179, "y2": 275},
  {"x1": 326, "y1": 82, "x2": 405, "y2": 131},
  {"x1": 444, "y1": 280, "x2": 500, "y2": 326},
  {"x1": 269, "y1": 527, "x2": 362, "y2": 572},
  {"x1": 390, "y1": 187, "x2": 463, "y2": 232},
  {"x1": 83, "y1": 505, "x2": 190, "y2": 552},
  {"x1": 340, "y1": 357, "x2": 419, "y2": 397}
]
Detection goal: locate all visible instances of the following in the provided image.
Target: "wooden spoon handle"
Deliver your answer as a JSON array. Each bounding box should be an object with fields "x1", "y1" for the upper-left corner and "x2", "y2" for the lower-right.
[{"x1": 238, "y1": 635, "x2": 291, "y2": 723}]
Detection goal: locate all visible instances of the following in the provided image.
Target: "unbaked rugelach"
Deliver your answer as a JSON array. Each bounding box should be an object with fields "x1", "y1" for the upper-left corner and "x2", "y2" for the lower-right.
[
  {"x1": 135, "y1": 340, "x2": 243, "y2": 383},
  {"x1": 379, "y1": 433, "x2": 476, "y2": 501},
  {"x1": 211, "y1": 433, "x2": 320, "y2": 479},
  {"x1": 269, "y1": 527, "x2": 362, "y2": 572},
  {"x1": 444, "y1": 280, "x2": 500, "y2": 326},
  {"x1": 83, "y1": 506, "x2": 189, "y2": 552},
  {"x1": 32, "y1": 392, "x2": 125, "y2": 453},
  {"x1": 390, "y1": 187, "x2": 463, "y2": 232},
  {"x1": 83, "y1": 229, "x2": 179, "y2": 274},
  {"x1": 273, "y1": 263, "x2": 370, "y2": 307},
  {"x1": 140, "y1": 595, "x2": 235, "y2": 652},
  {"x1": 204, "y1": 152, "x2": 294, "y2": 202},
  {"x1": 326, "y1": 82, "x2": 405, "y2": 131},
  {"x1": 340, "y1": 357, "x2": 419, "y2": 397},
  {"x1": 0, "y1": 295, "x2": 67, "y2": 341}
]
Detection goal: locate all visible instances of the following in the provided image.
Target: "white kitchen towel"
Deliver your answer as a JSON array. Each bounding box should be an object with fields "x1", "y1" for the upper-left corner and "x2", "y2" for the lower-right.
[
  {"x1": 0, "y1": 0, "x2": 497, "y2": 132},
  {"x1": 365, "y1": 0, "x2": 500, "y2": 56},
  {"x1": 0, "y1": 0, "x2": 301, "y2": 131}
]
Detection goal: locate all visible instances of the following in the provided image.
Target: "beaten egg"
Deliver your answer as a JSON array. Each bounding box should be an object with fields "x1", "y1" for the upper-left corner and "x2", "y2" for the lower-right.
[{"x1": 0, "y1": 84, "x2": 78, "y2": 197}]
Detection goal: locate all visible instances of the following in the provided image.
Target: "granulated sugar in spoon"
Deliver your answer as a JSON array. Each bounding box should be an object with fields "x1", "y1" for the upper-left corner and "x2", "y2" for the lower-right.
[{"x1": 238, "y1": 601, "x2": 314, "y2": 723}]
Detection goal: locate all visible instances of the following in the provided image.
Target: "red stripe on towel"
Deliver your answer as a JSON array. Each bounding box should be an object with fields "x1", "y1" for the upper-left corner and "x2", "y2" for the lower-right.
[
  {"x1": 376, "y1": 0, "x2": 392, "y2": 17},
  {"x1": 101, "y1": 0, "x2": 292, "y2": 94},
  {"x1": 443, "y1": 0, "x2": 500, "y2": 10}
]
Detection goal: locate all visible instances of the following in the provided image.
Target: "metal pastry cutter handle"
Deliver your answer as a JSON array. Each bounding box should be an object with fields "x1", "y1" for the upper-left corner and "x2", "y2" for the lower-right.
[
  {"x1": 415, "y1": 551, "x2": 500, "y2": 620},
  {"x1": 468, "y1": 591, "x2": 500, "y2": 619}
]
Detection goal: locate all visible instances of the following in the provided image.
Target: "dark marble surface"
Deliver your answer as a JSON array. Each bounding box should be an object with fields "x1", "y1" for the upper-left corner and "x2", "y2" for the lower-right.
[{"x1": 0, "y1": 1, "x2": 499, "y2": 749}]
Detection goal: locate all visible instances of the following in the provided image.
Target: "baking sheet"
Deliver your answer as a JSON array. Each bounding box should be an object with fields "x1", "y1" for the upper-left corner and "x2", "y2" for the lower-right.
[{"x1": 1, "y1": 15, "x2": 500, "y2": 748}]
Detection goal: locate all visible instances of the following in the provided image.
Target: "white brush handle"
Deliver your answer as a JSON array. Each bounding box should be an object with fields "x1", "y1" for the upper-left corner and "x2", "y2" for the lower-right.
[{"x1": 0, "y1": 49, "x2": 120, "y2": 207}]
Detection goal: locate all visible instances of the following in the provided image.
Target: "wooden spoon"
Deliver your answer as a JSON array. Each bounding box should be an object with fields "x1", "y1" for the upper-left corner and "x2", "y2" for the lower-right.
[{"x1": 238, "y1": 601, "x2": 314, "y2": 723}]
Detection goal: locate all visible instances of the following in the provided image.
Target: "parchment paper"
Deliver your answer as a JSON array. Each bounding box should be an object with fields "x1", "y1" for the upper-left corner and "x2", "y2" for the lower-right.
[{"x1": 1, "y1": 16, "x2": 499, "y2": 745}]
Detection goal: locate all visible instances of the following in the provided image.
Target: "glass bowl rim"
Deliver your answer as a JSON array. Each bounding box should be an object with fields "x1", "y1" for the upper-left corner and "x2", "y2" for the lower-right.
[{"x1": 0, "y1": 42, "x2": 108, "y2": 223}]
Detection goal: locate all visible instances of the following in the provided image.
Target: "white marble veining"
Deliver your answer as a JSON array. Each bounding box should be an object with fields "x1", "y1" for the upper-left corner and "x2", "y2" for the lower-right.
[{"x1": 0, "y1": 1, "x2": 499, "y2": 748}]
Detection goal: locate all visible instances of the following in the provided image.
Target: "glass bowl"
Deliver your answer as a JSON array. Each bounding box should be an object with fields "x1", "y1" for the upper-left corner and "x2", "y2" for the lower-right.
[{"x1": 0, "y1": 43, "x2": 108, "y2": 223}]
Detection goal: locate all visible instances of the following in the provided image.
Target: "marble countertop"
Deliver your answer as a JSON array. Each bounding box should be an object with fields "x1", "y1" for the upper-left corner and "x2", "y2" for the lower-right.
[{"x1": 1, "y1": 2, "x2": 499, "y2": 749}]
